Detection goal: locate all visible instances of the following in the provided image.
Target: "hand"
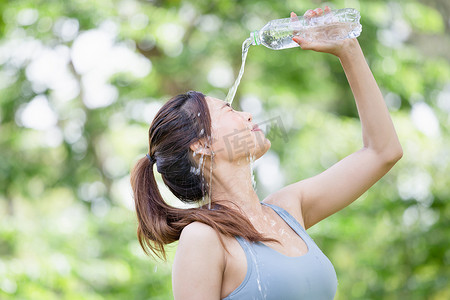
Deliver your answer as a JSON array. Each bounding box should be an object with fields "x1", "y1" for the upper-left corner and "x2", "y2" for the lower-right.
[{"x1": 290, "y1": 6, "x2": 358, "y2": 58}]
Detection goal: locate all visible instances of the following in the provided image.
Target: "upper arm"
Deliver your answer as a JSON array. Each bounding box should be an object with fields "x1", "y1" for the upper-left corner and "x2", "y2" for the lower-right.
[
  {"x1": 172, "y1": 222, "x2": 225, "y2": 300},
  {"x1": 283, "y1": 148, "x2": 402, "y2": 229}
]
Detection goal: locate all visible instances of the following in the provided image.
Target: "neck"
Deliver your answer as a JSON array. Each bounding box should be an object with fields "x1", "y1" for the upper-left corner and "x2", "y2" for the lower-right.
[{"x1": 207, "y1": 158, "x2": 264, "y2": 216}]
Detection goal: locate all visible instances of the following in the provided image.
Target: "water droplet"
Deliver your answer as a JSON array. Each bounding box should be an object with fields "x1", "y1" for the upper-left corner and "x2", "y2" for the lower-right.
[
  {"x1": 249, "y1": 153, "x2": 257, "y2": 191},
  {"x1": 244, "y1": 239, "x2": 266, "y2": 298},
  {"x1": 197, "y1": 112, "x2": 201, "y2": 117},
  {"x1": 208, "y1": 147, "x2": 213, "y2": 210}
]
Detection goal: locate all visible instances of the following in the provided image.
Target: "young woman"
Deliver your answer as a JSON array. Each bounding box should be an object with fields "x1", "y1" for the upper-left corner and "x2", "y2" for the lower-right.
[{"x1": 130, "y1": 7, "x2": 403, "y2": 300}]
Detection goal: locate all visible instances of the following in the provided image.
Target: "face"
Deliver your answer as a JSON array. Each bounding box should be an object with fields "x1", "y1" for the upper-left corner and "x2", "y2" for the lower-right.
[{"x1": 203, "y1": 96, "x2": 271, "y2": 163}]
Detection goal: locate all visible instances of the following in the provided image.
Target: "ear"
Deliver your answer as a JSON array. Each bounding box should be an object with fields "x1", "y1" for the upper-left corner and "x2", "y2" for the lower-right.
[{"x1": 189, "y1": 139, "x2": 213, "y2": 156}]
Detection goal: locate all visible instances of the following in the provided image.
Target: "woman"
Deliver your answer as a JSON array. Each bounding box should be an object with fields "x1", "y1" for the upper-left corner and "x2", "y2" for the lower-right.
[{"x1": 130, "y1": 6, "x2": 403, "y2": 300}]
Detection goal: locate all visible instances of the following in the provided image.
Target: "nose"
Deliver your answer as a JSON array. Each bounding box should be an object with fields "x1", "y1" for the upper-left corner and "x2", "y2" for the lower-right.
[{"x1": 243, "y1": 111, "x2": 252, "y2": 122}]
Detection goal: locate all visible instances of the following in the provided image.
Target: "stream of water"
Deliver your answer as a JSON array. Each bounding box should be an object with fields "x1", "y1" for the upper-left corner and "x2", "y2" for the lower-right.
[{"x1": 225, "y1": 37, "x2": 253, "y2": 105}]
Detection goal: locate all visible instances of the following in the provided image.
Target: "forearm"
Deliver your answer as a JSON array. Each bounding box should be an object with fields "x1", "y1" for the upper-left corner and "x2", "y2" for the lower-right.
[{"x1": 338, "y1": 39, "x2": 403, "y2": 159}]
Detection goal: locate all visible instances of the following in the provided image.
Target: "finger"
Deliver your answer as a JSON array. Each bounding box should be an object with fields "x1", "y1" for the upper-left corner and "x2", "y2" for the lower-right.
[
  {"x1": 293, "y1": 36, "x2": 323, "y2": 49},
  {"x1": 292, "y1": 36, "x2": 302, "y2": 48},
  {"x1": 290, "y1": 11, "x2": 299, "y2": 34},
  {"x1": 290, "y1": 12, "x2": 300, "y2": 34},
  {"x1": 314, "y1": 8, "x2": 323, "y2": 16},
  {"x1": 290, "y1": 11, "x2": 299, "y2": 22},
  {"x1": 304, "y1": 9, "x2": 314, "y2": 18},
  {"x1": 295, "y1": 36, "x2": 321, "y2": 52},
  {"x1": 324, "y1": 5, "x2": 331, "y2": 13},
  {"x1": 292, "y1": 36, "x2": 309, "y2": 49}
]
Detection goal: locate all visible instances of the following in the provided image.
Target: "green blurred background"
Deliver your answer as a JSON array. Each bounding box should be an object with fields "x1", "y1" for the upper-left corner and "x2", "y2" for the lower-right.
[{"x1": 0, "y1": 0, "x2": 449, "y2": 299}]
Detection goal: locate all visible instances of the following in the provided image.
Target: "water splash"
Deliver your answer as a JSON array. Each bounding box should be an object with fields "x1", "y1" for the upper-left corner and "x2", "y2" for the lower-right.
[
  {"x1": 199, "y1": 150, "x2": 207, "y2": 207},
  {"x1": 225, "y1": 37, "x2": 253, "y2": 105},
  {"x1": 249, "y1": 127, "x2": 258, "y2": 192},
  {"x1": 190, "y1": 150, "x2": 207, "y2": 208},
  {"x1": 191, "y1": 138, "x2": 214, "y2": 210},
  {"x1": 249, "y1": 153, "x2": 257, "y2": 192},
  {"x1": 245, "y1": 239, "x2": 267, "y2": 299},
  {"x1": 208, "y1": 151, "x2": 214, "y2": 210},
  {"x1": 204, "y1": 136, "x2": 214, "y2": 210}
]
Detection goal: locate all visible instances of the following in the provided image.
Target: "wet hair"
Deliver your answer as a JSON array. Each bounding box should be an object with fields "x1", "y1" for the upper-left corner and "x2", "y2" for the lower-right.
[{"x1": 130, "y1": 91, "x2": 276, "y2": 259}]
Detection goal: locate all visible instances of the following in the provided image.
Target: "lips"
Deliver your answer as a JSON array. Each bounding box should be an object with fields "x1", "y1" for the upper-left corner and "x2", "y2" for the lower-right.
[{"x1": 251, "y1": 124, "x2": 261, "y2": 131}]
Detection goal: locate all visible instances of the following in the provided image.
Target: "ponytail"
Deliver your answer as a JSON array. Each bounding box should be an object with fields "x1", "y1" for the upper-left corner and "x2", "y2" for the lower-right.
[
  {"x1": 131, "y1": 157, "x2": 178, "y2": 258},
  {"x1": 130, "y1": 156, "x2": 277, "y2": 260}
]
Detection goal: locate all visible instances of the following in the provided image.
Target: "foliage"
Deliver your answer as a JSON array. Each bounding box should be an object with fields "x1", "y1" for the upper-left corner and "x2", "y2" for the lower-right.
[{"x1": 0, "y1": 0, "x2": 449, "y2": 299}]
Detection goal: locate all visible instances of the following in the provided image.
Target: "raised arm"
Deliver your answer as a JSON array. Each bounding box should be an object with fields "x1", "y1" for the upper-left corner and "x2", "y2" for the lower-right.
[
  {"x1": 338, "y1": 40, "x2": 403, "y2": 155},
  {"x1": 269, "y1": 8, "x2": 403, "y2": 229}
]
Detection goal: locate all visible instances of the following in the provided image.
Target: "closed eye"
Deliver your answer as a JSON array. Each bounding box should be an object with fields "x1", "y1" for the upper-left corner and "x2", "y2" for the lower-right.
[
  {"x1": 226, "y1": 103, "x2": 234, "y2": 110},
  {"x1": 221, "y1": 102, "x2": 235, "y2": 111}
]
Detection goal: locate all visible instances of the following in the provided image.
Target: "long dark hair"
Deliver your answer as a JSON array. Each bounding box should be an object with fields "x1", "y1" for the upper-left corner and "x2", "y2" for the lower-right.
[{"x1": 130, "y1": 91, "x2": 276, "y2": 259}]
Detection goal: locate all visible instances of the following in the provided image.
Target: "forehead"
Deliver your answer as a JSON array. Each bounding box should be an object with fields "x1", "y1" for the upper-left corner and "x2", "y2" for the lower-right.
[
  {"x1": 205, "y1": 96, "x2": 227, "y2": 113},
  {"x1": 205, "y1": 96, "x2": 225, "y2": 107}
]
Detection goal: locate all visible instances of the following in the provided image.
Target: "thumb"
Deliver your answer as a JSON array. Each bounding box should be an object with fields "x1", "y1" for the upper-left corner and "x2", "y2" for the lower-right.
[{"x1": 292, "y1": 36, "x2": 311, "y2": 49}]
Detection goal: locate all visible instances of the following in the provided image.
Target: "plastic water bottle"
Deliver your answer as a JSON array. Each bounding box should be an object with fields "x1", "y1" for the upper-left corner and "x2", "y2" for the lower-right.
[{"x1": 250, "y1": 8, "x2": 362, "y2": 50}]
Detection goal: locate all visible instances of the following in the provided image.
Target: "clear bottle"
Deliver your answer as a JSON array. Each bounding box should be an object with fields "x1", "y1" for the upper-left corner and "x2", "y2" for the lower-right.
[{"x1": 250, "y1": 8, "x2": 362, "y2": 50}]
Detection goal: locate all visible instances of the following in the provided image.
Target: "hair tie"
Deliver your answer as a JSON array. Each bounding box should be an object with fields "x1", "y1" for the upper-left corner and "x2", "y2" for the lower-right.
[{"x1": 146, "y1": 153, "x2": 156, "y2": 164}]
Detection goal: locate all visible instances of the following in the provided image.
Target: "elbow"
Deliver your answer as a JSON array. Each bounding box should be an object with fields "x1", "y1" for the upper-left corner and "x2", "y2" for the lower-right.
[
  {"x1": 391, "y1": 149, "x2": 403, "y2": 163},
  {"x1": 366, "y1": 144, "x2": 403, "y2": 164},
  {"x1": 381, "y1": 146, "x2": 403, "y2": 164}
]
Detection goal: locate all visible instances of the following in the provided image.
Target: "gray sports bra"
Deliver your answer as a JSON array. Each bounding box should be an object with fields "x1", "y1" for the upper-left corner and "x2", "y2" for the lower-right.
[{"x1": 223, "y1": 202, "x2": 338, "y2": 300}]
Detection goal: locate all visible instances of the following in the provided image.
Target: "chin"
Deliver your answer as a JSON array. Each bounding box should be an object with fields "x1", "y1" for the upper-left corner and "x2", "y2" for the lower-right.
[{"x1": 253, "y1": 137, "x2": 271, "y2": 160}]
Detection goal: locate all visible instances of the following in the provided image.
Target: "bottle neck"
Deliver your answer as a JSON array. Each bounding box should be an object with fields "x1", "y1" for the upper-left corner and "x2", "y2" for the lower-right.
[{"x1": 250, "y1": 31, "x2": 261, "y2": 45}]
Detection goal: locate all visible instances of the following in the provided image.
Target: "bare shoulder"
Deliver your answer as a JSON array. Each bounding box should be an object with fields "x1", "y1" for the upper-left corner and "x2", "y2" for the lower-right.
[
  {"x1": 180, "y1": 221, "x2": 220, "y2": 239},
  {"x1": 173, "y1": 221, "x2": 225, "y2": 299},
  {"x1": 178, "y1": 221, "x2": 224, "y2": 252},
  {"x1": 262, "y1": 184, "x2": 305, "y2": 228}
]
